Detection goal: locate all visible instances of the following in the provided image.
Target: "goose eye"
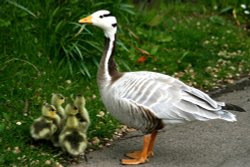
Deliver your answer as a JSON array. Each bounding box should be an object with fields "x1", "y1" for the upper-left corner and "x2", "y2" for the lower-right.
[{"x1": 99, "y1": 15, "x2": 103, "y2": 18}]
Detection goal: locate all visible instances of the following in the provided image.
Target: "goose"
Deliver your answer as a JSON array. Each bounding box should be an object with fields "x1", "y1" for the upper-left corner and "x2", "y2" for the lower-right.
[
  {"x1": 74, "y1": 94, "x2": 91, "y2": 133},
  {"x1": 78, "y1": 10, "x2": 246, "y2": 165},
  {"x1": 59, "y1": 104, "x2": 88, "y2": 156},
  {"x1": 30, "y1": 103, "x2": 61, "y2": 140}
]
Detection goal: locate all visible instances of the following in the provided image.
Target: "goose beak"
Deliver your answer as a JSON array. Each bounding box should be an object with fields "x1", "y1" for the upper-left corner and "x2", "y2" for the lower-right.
[{"x1": 79, "y1": 15, "x2": 92, "y2": 24}]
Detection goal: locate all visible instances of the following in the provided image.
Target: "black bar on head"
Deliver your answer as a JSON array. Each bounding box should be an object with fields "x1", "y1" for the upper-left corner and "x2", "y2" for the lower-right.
[{"x1": 103, "y1": 13, "x2": 112, "y2": 17}]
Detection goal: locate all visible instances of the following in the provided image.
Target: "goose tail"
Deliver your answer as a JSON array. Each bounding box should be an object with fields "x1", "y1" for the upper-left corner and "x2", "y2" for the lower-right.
[
  {"x1": 222, "y1": 103, "x2": 246, "y2": 112},
  {"x1": 217, "y1": 110, "x2": 237, "y2": 122}
]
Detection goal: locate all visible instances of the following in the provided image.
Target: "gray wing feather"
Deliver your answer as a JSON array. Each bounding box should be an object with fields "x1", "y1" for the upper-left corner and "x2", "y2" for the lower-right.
[{"x1": 115, "y1": 72, "x2": 236, "y2": 123}]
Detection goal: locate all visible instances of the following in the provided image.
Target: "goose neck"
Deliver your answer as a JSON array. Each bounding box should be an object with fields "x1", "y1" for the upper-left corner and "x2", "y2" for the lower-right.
[{"x1": 97, "y1": 33, "x2": 118, "y2": 86}]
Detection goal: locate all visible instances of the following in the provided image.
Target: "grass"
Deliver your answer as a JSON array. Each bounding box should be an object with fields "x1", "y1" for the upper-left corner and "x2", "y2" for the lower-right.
[{"x1": 0, "y1": 0, "x2": 250, "y2": 166}]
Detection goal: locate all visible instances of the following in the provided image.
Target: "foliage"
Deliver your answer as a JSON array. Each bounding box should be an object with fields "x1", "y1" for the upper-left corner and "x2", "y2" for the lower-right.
[{"x1": 1, "y1": 0, "x2": 134, "y2": 78}]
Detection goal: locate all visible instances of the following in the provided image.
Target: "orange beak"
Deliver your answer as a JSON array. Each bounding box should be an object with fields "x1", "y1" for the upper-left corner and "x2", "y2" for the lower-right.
[{"x1": 79, "y1": 15, "x2": 92, "y2": 24}]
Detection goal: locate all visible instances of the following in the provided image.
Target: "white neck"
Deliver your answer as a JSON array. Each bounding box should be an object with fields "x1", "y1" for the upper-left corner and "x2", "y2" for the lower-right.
[
  {"x1": 104, "y1": 37, "x2": 115, "y2": 80},
  {"x1": 104, "y1": 28, "x2": 117, "y2": 39},
  {"x1": 98, "y1": 30, "x2": 117, "y2": 86}
]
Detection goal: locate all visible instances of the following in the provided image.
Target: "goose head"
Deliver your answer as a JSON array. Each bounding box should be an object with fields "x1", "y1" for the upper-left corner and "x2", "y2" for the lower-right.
[{"x1": 79, "y1": 10, "x2": 117, "y2": 38}]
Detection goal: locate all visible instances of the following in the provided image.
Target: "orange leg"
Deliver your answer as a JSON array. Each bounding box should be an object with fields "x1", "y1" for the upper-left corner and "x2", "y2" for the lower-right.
[
  {"x1": 147, "y1": 130, "x2": 157, "y2": 156},
  {"x1": 125, "y1": 131, "x2": 157, "y2": 159},
  {"x1": 121, "y1": 131, "x2": 158, "y2": 165}
]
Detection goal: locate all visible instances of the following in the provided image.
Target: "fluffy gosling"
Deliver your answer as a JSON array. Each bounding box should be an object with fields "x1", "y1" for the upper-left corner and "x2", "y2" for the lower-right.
[
  {"x1": 59, "y1": 104, "x2": 88, "y2": 156},
  {"x1": 30, "y1": 103, "x2": 60, "y2": 140},
  {"x1": 51, "y1": 93, "x2": 66, "y2": 119},
  {"x1": 74, "y1": 94, "x2": 90, "y2": 133}
]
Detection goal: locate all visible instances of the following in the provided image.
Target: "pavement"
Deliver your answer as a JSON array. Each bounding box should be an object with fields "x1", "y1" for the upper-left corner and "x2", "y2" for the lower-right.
[{"x1": 71, "y1": 77, "x2": 250, "y2": 167}]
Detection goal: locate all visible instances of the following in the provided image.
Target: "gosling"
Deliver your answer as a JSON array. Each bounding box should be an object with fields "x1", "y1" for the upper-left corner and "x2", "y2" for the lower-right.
[
  {"x1": 74, "y1": 94, "x2": 90, "y2": 133},
  {"x1": 30, "y1": 103, "x2": 60, "y2": 140},
  {"x1": 50, "y1": 93, "x2": 66, "y2": 146},
  {"x1": 59, "y1": 104, "x2": 88, "y2": 156},
  {"x1": 51, "y1": 93, "x2": 65, "y2": 119}
]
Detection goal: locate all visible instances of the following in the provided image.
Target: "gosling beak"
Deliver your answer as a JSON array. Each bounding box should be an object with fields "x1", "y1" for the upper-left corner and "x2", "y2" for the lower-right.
[
  {"x1": 50, "y1": 112, "x2": 56, "y2": 117},
  {"x1": 79, "y1": 15, "x2": 92, "y2": 24}
]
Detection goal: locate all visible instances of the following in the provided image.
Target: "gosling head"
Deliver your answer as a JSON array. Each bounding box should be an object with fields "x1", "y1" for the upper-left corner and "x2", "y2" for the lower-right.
[
  {"x1": 51, "y1": 93, "x2": 65, "y2": 106},
  {"x1": 65, "y1": 103, "x2": 78, "y2": 116},
  {"x1": 74, "y1": 94, "x2": 86, "y2": 106},
  {"x1": 42, "y1": 103, "x2": 57, "y2": 118}
]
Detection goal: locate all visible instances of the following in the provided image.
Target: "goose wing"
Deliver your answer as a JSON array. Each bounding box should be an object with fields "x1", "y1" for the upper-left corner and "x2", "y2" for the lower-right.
[{"x1": 115, "y1": 71, "x2": 235, "y2": 123}]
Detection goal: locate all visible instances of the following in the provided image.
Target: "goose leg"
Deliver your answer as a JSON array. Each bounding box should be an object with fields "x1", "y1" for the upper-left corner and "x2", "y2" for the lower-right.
[
  {"x1": 125, "y1": 131, "x2": 157, "y2": 159},
  {"x1": 121, "y1": 131, "x2": 157, "y2": 165},
  {"x1": 147, "y1": 130, "x2": 158, "y2": 156}
]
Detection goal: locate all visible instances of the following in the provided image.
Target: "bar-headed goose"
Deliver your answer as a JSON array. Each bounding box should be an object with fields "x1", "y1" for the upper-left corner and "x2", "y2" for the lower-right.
[{"x1": 79, "y1": 10, "x2": 246, "y2": 165}]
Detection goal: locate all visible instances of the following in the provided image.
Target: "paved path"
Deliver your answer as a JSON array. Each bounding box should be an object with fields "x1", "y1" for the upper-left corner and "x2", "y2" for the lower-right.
[{"x1": 71, "y1": 79, "x2": 250, "y2": 167}]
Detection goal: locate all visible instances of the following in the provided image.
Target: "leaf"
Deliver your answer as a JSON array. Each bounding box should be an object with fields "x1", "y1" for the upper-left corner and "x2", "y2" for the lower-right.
[
  {"x1": 0, "y1": 19, "x2": 11, "y2": 28},
  {"x1": 117, "y1": 40, "x2": 129, "y2": 52},
  {"x1": 67, "y1": 60, "x2": 73, "y2": 75},
  {"x1": 119, "y1": 4, "x2": 135, "y2": 15},
  {"x1": 128, "y1": 29, "x2": 140, "y2": 40},
  {"x1": 209, "y1": 16, "x2": 225, "y2": 25},
  {"x1": 0, "y1": 123, "x2": 5, "y2": 133},
  {"x1": 3, "y1": 112, "x2": 10, "y2": 121},
  {"x1": 6, "y1": 0, "x2": 37, "y2": 18},
  {"x1": 178, "y1": 51, "x2": 189, "y2": 63},
  {"x1": 80, "y1": 63, "x2": 91, "y2": 78},
  {"x1": 151, "y1": 45, "x2": 159, "y2": 55},
  {"x1": 73, "y1": 24, "x2": 86, "y2": 38},
  {"x1": 220, "y1": 6, "x2": 233, "y2": 14},
  {"x1": 84, "y1": 41, "x2": 102, "y2": 52},
  {"x1": 92, "y1": 57, "x2": 99, "y2": 67},
  {"x1": 158, "y1": 36, "x2": 172, "y2": 43},
  {"x1": 51, "y1": 7, "x2": 60, "y2": 18},
  {"x1": 120, "y1": 60, "x2": 131, "y2": 71},
  {"x1": 147, "y1": 14, "x2": 164, "y2": 27},
  {"x1": 94, "y1": 2, "x2": 111, "y2": 7},
  {"x1": 72, "y1": 43, "x2": 83, "y2": 60},
  {"x1": 136, "y1": 47, "x2": 151, "y2": 56},
  {"x1": 55, "y1": 21, "x2": 64, "y2": 33}
]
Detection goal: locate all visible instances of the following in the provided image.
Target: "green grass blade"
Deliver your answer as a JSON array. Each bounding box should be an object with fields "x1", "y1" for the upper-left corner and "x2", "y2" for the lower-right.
[
  {"x1": 72, "y1": 43, "x2": 83, "y2": 60},
  {"x1": 6, "y1": 0, "x2": 37, "y2": 18}
]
